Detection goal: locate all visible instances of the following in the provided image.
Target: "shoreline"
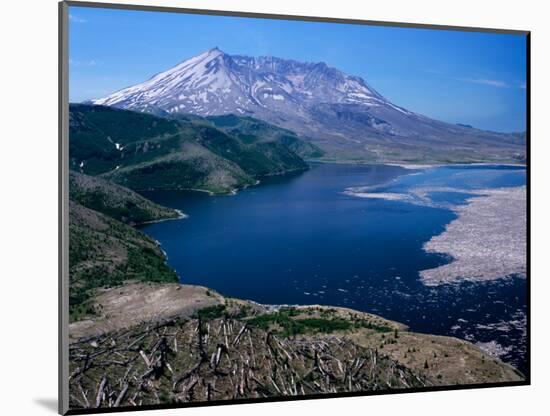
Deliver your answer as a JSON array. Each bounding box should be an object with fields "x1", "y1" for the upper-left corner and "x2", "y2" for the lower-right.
[
  {"x1": 307, "y1": 158, "x2": 526, "y2": 169},
  {"x1": 138, "y1": 208, "x2": 188, "y2": 225},
  {"x1": 140, "y1": 166, "x2": 307, "y2": 198},
  {"x1": 139, "y1": 161, "x2": 527, "y2": 200},
  {"x1": 387, "y1": 162, "x2": 526, "y2": 170}
]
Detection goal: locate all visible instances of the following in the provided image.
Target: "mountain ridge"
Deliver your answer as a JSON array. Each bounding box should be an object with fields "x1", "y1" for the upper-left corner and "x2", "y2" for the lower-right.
[{"x1": 91, "y1": 48, "x2": 525, "y2": 164}]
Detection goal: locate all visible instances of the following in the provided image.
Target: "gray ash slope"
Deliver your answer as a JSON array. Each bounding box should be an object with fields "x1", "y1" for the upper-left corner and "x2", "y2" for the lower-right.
[{"x1": 91, "y1": 48, "x2": 525, "y2": 164}]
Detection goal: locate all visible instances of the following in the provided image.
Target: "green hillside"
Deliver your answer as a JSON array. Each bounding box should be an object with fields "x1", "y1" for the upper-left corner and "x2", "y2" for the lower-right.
[
  {"x1": 69, "y1": 171, "x2": 182, "y2": 225},
  {"x1": 68, "y1": 173, "x2": 183, "y2": 322},
  {"x1": 69, "y1": 104, "x2": 315, "y2": 194},
  {"x1": 102, "y1": 141, "x2": 255, "y2": 194},
  {"x1": 68, "y1": 201, "x2": 179, "y2": 321},
  {"x1": 207, "y1": 114, "x2": 325, "y2": 159},
  {"x1": 69, "y1": 104, "x2": 181, "y2": 175}
]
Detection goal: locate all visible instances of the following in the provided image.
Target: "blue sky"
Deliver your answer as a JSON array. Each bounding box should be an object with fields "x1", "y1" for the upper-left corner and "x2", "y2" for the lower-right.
[{"x1": 69, "y1": 6, "x2": 527, "y2": 132}]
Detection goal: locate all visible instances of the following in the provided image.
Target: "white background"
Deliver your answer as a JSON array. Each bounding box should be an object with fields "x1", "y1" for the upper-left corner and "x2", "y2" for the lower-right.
[{"x1": 1, "y1": 0, "x2": 548, "y2": 414}]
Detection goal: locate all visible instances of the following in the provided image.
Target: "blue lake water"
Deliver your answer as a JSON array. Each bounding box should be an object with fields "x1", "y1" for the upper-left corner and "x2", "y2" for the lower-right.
[{"x1": 140, "y1": 163, "x2": 527, "y2": 374}]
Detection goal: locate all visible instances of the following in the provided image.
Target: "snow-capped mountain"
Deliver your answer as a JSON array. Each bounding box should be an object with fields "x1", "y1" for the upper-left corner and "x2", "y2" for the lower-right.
[
  {"x1": 92, "y1": 47, "x2": 395, "y2": 123},
  {"x1": 91, "y1": 48, "x2": 525, "y2": 163}
]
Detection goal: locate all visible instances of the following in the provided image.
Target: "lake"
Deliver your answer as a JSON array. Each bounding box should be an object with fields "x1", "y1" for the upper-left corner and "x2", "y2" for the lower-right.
[{"x1": 140, "y1": 163, "x2": 527, "y2": 374}]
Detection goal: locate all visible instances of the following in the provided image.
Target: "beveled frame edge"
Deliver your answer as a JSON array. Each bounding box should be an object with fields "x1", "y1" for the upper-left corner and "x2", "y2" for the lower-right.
[
  {"x1": 63, "y1": 0, "x2": 530, "y2": 35},
  {"x1": 59, "y1": 1, "x2": 70, "y2": 415}
]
